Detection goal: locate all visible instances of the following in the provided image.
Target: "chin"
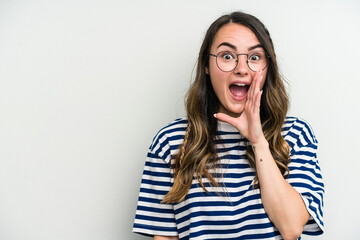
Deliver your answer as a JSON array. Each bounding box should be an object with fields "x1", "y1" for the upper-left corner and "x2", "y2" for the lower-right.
[
  {"x1": 223, "y1": 104, "x2": 244, "y2": 118},
  {"x1": 228, "y1": 110, "x2": 243, "y2": 118}
]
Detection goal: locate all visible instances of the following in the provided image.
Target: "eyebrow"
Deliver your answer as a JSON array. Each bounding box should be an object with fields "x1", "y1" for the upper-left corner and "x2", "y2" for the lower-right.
[
  {"x1": 217, "y1": 42, "x2": 264, "y2": 51},
  {"x1": 248, "y1": 44, "x2": 263, "y2": 51},
  {"x1": 217, "y1": 42, "x2": 237, "y2": 50}
]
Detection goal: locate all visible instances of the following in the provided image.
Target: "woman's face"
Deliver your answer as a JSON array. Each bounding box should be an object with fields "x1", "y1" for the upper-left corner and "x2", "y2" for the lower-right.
[{"x1": 207, "y1": 23, "x2": 267, "y2": 118}]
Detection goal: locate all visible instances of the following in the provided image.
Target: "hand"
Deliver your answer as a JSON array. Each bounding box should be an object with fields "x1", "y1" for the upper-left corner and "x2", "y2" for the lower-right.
[{"x1": 214, "y1": 71, "x2": 266, "y2": 145}]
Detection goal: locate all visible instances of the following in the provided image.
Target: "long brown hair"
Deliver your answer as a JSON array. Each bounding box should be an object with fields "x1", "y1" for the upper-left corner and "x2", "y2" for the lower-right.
[{"x1": 162, "y1": 11, "x2": 290, "y2": 204}]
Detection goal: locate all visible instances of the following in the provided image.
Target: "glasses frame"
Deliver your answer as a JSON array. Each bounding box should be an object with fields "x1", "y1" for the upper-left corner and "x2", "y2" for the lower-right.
[{"x1": 209, "y1": 50, "x2": 270, "y2": 72}]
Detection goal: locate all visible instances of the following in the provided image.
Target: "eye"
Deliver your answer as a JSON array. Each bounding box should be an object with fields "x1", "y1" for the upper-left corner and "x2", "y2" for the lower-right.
[
  {"x1": 250, "y1": 55, "x2": 260, "y2": 61},
  {"x1": 249, "y1": 54, "x2": 260, "y2": 61},
  {"x1": 248, "y1": 51, "x2": 265, "y2": 62},
  {"x1": 219, "y1": 51, "x2": 236, "y2": 61}
]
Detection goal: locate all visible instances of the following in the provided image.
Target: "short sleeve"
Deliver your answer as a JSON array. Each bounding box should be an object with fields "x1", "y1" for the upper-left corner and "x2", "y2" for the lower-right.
[
  {"x1": 133, "y1": 138, "x2": 178, "y2": 237},
  {"x1": 285, "y1": 118, "x2": 325, "y2": 235}
]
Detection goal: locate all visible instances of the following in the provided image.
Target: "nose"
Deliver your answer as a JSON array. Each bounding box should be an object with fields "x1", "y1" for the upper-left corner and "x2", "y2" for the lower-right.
[{"x1": 233, "y1": 54, "x2": 249, "y2": 75}]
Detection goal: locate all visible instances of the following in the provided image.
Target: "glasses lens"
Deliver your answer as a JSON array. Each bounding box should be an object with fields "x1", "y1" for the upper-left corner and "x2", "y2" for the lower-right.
[
  {"x1": 247, "y1": 50, "x2": 268, "y2": 72},
  {"x1": 216, "y1": 51, "x2": 237, "y2": 72}
]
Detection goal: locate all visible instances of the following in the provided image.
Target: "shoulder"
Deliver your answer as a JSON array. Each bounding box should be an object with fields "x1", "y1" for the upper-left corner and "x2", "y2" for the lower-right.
[
  {"x1": 149, "y1": 117, "x2": 188, "y2": 159},
  {"x1": 282, "y1": 116, "x2": 318, "y2": 152}
]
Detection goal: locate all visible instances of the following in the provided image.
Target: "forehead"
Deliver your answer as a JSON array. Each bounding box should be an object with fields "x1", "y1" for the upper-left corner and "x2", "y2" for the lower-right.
[{"x1": 212, "y1": 23, "x2": 260, "y2": 50}]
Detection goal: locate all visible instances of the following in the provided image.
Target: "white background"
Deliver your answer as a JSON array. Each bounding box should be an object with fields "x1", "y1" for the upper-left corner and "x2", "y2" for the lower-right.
[{"x1": 0, "y1": 0, "x2": 359, "y2": 239}]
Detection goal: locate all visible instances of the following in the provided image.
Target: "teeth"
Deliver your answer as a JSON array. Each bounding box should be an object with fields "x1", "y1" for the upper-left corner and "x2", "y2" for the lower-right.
[{"x1": 235, "y1": 83, "x2": 245, "y2": 87}]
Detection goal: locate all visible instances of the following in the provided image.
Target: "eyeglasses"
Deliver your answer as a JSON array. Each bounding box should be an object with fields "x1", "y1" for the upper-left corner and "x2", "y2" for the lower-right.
[{"x1": 209, "y1": 50, "x2": 269, "y2": 72}]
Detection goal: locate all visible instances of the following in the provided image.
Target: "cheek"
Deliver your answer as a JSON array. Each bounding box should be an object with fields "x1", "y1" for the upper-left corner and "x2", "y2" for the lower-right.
[
  {"x1": 209, "y1": 67, "x2": 227, "y2": 92},
  {"x1": 208, "y1": 60, "x2": 218, "y2": 76}
]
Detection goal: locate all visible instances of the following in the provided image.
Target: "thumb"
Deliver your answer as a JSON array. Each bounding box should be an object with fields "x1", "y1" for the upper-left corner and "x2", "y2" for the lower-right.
[{"x1": 214, "y1": 113, "x2": 238, "y2": 128}]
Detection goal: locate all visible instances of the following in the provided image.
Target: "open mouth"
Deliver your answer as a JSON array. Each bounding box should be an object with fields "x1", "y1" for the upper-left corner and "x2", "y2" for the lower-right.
[{"x1": 229, "y1": 83, "x2": 249, "y2": 100}]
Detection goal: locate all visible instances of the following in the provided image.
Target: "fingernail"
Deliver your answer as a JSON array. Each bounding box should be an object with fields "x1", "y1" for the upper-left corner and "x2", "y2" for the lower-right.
[{"x1": 213, "y1": 113, "x2": 217, "y2": 118}]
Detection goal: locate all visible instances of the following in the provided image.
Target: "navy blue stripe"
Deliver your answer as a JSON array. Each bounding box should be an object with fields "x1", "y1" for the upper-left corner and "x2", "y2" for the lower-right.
[
  {"x1": 138, "y1": 196, "x2": 161, "y2": 204},
  {"x1": 288, "y1": 171, "x2": 323, "y2": 184},
  {"x1": 220, "y1": 154, "x2": 247, "y2": 160},
  {"x1": 137, "y1": 205, "x2": 174, "y2": 214},
  {"x1": 178, "y1": 213, "x2": 270, "y2": 235},
  {"x1": 168, "y1": 134, "x2": 186, "y2": 142},
  {"x1": 135, "y1": 213, "x2": 175, "y2": 223},
  {"x1": 217, "y1": 145, "x2": 247, "y2": 152},
  {"x1": 184, "y1": 181, "x2": 254, "y2": 198},
  {"x1": 146, "y1": 152, "x2": 162, "y2": 159},
  {"x1": 143, "y1": 170, "x2": 170, "y2": 178},
  {"x1": 215, "y1": 138, "x2": 244, "y2": 144},
  {"x1": 140, "y1": 187, "x2": 169, "y2": 196},
  {"x1": 175, "y1": 195, "x2": 262, "y2": 224},
  {"x1": 281, "y1": 125, "x2": 291, "y2": 132},
  {"x1": 144, "y1": 160, "x2": 168, "y2": 168},
  {"x1": 287, "y1": 131, "x2": 302, "y2": 145},
  {"x1": 161, "y1": 147, "x2": 171, "y2": 162},
  {"x1": 290, "y1": 159, "x2": 322, "y2": 171},
  {"x1": 292, "y1": 149, "x2": 317, "y2": 158},
  {"x1": 187, "y1": 180, "x2": 253, "y2": 190},
  {"x1": 221, "y1": 163, "x2": 253, "y2": 169},
  {"x1": 222, "y1": 172, "x2": 255, "y2": 178},
  {"x1": 303, "y1": 230, "x2": 324, "y2": 235},
  {"x1": 141, "y1": 179, "x2": 172, "y2": 187},
  {"x1": 217, "y1": 130, "x2": 242, "y2": 135},
  {"x1": 291, "y1": 182, "x2": 325, "y2": 197},
  {"x1": 188, "y1": 213, "x2": 268, "y2": 227},
  {"x1": 170, "y1": 144, "x2": 181, "y2": 151},
  {"x1": 133, "y1": 223, "x2": 177, "y2": 232},
  {"x1": 188, "y1": 222, "x2": 275, "y2": 238},
  {"x1": 285, "y1": 116, "x2": 297, "y2": 123},
  {"x1": 307, "y1": 219, "x2": 317, "y2": 224}
]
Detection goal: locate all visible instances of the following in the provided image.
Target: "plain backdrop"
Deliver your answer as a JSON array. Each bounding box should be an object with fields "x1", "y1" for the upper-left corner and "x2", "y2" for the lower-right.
[{"x1": 0, "y1": 0, "x2": 359, "y2": 239}]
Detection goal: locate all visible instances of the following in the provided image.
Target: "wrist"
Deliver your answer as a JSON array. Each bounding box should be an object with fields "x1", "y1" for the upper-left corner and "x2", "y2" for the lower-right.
[{"x1": 251, "y1": 137, "x2": 269, "y2": 149}]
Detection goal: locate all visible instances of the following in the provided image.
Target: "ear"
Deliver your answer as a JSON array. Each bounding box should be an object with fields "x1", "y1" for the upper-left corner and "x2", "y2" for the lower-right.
[{"x1": 205, "y1": 66, "x2": 209, "y2": 75}]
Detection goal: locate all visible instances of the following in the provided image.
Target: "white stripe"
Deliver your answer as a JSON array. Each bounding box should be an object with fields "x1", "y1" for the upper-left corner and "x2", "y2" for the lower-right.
[{"x1": 134, "y1": 219, "x2": 176, "y2": 228}]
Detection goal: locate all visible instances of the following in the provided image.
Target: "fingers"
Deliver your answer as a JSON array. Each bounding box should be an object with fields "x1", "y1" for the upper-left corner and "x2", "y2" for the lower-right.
[
  {"x1": 214, "y1": 113, "x2": 238, "y2": 128},
  {"x1": 255, "y1": 90, "x2": 263, "y2": 109},
  {"x1": 253, "y1": 71, "x2": 263, "y2": 111},
  {"x1": 248, "y1": 71, "x2": 262, "y2": 97},
  {"x1": 254, "y1": 70, "x2": 263, "y2": 94},
  {"x1": 247, "y1": 71, "x2": 263, "y2": 112}
]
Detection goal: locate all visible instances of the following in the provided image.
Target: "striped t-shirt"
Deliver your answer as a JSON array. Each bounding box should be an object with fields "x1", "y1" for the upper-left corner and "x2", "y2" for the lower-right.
[{"x1": 133, "y1": 116, "x2": 324, "y2": 239}]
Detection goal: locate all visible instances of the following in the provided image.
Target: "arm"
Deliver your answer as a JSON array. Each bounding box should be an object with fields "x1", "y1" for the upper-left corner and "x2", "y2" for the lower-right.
[
  {"x1": 215, "y1": 72, "x2": 309, "y2": 240},
  {"x1": 154, "y1": 236, "x2": 179, "y2": 240},
  {"x1": 252, "y1": 139, "x2": 309, "y2": 240}
]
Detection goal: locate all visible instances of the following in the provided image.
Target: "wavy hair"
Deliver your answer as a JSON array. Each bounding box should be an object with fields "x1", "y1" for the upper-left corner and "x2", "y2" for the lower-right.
[{"x1": 162, "y1": 11, "x2": 290, "y2": 204}]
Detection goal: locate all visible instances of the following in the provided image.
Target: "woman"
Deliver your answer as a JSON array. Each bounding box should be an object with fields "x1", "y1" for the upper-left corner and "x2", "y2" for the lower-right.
[{"x1": 133, "y1": 11, "x2": 324, "y2": 240}]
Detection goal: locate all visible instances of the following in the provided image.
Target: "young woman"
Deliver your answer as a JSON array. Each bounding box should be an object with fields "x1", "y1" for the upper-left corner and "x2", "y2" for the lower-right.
[{"x1": 133, "y1": 11, "x2": 324, "y2": 240}]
